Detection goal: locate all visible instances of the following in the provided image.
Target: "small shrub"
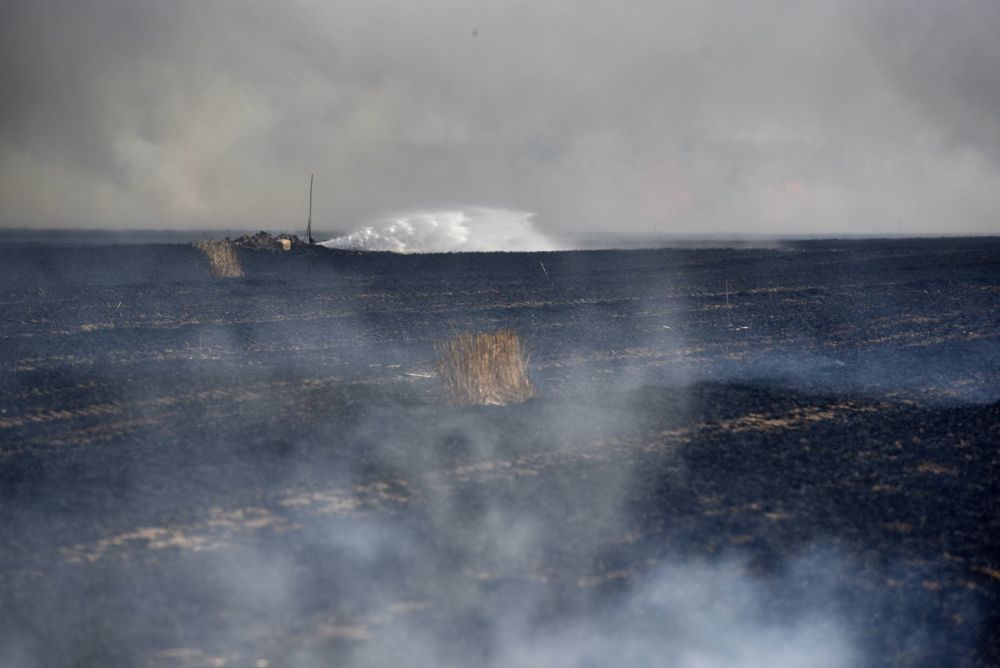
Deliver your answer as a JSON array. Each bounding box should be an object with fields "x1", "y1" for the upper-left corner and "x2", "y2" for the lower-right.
[
  {"x1": 195, "y1": 240, "x2": 244, "y2": 278},
  {"x1": 435, "y1": 330, "x2": 534, "y2": 405}
]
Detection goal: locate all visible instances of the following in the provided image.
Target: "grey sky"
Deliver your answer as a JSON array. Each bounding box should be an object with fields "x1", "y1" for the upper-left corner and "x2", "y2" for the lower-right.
[{"x1": 2, "y1": 0, "x2": 998, "y2": 237}]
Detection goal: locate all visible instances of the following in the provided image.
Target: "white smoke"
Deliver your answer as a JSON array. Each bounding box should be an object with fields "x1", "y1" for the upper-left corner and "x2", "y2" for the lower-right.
[
  {"x1": 344, "y1": 553, "x2": 859, "y2": 668},
  {"x1": 320, "y1": 207, "x2": 557, "y2": 253}
]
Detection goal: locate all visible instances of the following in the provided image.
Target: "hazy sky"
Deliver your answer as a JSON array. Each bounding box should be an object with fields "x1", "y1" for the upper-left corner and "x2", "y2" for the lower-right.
[{"x1": 2, "y1": 0, "x2": 998, "y2": 237}]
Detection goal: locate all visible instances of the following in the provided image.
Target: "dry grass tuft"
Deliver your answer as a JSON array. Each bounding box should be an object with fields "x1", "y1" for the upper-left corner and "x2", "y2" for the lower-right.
[
  {"x1": 195, "y1": 240, "x2": 244, "y2": 278},
  {"x1": 436, "y1": 330, "x2": 534, "y2": 405}
]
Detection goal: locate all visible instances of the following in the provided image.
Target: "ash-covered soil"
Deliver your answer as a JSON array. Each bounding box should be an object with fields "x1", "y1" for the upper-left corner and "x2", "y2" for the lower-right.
[{"x1": 0, "y1": 238, "x2": 998, "y2": 667}]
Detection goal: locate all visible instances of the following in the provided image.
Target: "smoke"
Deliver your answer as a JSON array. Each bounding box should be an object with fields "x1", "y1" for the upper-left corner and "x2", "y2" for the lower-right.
[
  {"x1": 321, "y1": 207, "x2": 557, "y2": 253},
  {"x1": 153, "y1": 392, "x2": 863, "y2": 668},
  {"x1": 2, "y1": 0, "x2": 1000, "y2": 235},
  {"x1": 265, "y1": 523, "x2": 860, "y2": 668}
]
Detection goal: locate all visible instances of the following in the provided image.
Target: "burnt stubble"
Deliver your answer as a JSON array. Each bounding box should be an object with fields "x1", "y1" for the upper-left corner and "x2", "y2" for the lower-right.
[{"x1": 1, "y1": 238, "x2": 998, "y2": 667}]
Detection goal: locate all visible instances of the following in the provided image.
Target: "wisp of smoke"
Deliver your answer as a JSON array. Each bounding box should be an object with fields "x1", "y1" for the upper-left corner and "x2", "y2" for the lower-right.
[{"x1": 320, "y1": 207, "x2": 557, "y2": 253}]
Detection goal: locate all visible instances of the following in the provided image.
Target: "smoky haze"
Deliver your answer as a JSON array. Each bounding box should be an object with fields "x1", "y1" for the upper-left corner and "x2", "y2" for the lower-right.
[{"x1": 1, "y1": 0, "x2": 999, "y2": 238}]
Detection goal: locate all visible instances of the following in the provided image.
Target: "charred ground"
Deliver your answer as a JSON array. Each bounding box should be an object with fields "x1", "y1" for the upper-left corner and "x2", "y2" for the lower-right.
[{"x1": 0, "y1": 238, "x2": 998, "y2": 667}]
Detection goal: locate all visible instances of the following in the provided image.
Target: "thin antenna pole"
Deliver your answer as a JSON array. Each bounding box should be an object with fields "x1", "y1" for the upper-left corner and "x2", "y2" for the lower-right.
[{"x1": 307, "y1": 174, "x2": 314, "y2": 245}]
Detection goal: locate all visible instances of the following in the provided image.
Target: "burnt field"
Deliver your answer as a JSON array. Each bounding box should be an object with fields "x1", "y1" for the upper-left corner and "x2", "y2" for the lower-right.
[{"x1": 1, "y1": 238, "x2": 998, "y2": 667}]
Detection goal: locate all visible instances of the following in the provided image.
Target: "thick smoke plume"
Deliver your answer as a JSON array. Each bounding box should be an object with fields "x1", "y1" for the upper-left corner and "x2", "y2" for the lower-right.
[{"x1": 2, "y1": 0, "x2": 999, "y2": 235}]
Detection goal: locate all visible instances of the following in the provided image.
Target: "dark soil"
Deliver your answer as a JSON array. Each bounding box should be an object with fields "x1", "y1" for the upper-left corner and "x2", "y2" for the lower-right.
[{"x1": 0, "y1": 238, "x2": 998, "y2": 667}]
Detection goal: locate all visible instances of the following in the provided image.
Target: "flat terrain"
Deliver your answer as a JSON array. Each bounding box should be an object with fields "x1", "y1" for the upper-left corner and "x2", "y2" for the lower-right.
[{"x1": 0, "y1": 238, "x2": 998, "y2": 667}]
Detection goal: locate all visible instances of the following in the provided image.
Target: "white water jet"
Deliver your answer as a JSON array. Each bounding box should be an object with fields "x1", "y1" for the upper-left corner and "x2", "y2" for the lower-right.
[{"x1": 320, "y1": 207, "x2": 557, "y2": 253}]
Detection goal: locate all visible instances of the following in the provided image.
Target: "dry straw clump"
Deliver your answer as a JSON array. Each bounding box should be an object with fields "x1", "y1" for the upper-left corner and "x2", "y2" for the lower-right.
[
  {"x1": 195, "y1": 240, "x2": 244, "y2": 278},
  {"x1": 436, "y1": 330, "x2": 534, "y2": 405}
]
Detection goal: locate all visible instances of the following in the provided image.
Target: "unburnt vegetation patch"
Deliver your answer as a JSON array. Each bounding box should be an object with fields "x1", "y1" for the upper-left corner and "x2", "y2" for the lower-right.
[
  {"x1": 436, "y1": 330, "x2": 534, "y2": 405},
  {"x1": 195, "y1": 240, "x2": 244, "y2": 278}
]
